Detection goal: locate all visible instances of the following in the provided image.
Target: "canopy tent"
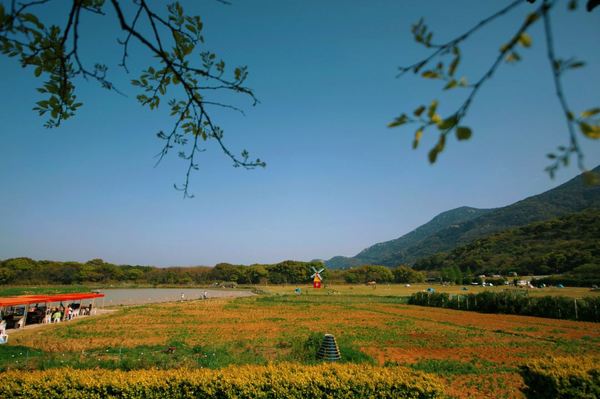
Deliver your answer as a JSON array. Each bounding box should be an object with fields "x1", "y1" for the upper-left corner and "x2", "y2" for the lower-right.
[
  {"x1": 0, "y1": 292, "x2": 104, "y2": 307},
  {"x1": 0, "y1": 292, "x2": 105, "y2": 340}
]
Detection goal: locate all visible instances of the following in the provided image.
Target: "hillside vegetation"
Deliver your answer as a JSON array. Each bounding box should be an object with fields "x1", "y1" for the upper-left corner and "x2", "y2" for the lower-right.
[{"x1": 413, "y1": 209, "x2": 600, "y2": 278}]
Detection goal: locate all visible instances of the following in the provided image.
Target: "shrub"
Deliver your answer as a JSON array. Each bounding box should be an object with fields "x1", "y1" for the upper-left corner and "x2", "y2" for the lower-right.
[
  {"x1": 520, "y1": 356, "x2": 600, "y2": 398},
  {"x1": 408, "y1": 291, "x2": 600, "y2": 322},
  {"x1": 0, "y1": 363, "x2": 445, "y2": 399}
]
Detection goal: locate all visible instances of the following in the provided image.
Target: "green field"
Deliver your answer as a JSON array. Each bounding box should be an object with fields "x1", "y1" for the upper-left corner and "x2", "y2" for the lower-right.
[{"x1": 260, "y1": 282, "x2": 600, "y2": 299}]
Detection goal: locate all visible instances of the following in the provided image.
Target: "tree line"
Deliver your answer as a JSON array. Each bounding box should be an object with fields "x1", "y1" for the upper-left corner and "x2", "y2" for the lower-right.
[
  {"x1": 408, "y1": 290, "x2": 600, "y2": 322},
  {"x1": 0, "y1": 258, "x2": 425, "y2": 286}
]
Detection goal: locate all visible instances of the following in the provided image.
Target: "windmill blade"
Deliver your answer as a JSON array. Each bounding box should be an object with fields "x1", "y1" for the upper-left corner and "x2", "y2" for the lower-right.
[
  {"x1": 318, "y1": 268, "x2": 324, "y2": 274},
  {"x1": 311, "y1": 266, "x2": 318, "y2": 273},
  {"x1": 310, "y1": 273, "x2": 316, "y2": 278}
]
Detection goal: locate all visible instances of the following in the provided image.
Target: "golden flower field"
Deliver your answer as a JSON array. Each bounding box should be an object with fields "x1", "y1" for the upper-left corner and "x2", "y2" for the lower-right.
[{"x1": 2, "y1": 286, "x2": 600, "y2": 398}]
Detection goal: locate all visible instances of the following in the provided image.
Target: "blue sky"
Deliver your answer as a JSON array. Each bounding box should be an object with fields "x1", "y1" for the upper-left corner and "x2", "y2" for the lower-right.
[{"x1": 1, "y1": 0, "x2": 599, "y2": 266}]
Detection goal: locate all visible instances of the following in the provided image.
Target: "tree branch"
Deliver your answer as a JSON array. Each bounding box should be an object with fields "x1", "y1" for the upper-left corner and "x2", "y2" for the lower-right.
[
  {"x1": 541, "y1": 0, "x2": 585, "y2": 176},
  {"x1": 397, "y1": 0, "x2": 526, "y2": 76}
]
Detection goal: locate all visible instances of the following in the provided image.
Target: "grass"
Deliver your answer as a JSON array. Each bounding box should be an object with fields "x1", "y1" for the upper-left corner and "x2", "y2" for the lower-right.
[
  {"x1": 258, "y1": 283, "x2": 600, "y2": 299},
  {"x1": 410, "y1": 359, "x2": 481, "y2": 375}
]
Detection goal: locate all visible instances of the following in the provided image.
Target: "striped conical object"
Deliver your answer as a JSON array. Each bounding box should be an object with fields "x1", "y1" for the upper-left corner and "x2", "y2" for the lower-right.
[{"x1": 317, "y1": 334, "x2": 341, "y2": 361}]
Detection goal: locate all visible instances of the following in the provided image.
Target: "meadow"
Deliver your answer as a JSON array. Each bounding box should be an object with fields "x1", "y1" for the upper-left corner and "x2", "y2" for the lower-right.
[
  {"x1": 259, "y1": 283, "x2": 600, "y2": 299},
  {"x1": 2, "y1": 284, "x2": 599, "y2": 398}
]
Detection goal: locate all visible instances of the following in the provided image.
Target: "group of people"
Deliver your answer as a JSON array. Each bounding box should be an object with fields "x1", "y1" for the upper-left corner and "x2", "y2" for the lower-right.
[
  {"x1": 41, "y1": 303, "x2": 94, "y2": 324},
  {"x1": 0, "y1": 302, "x2": 96, "y2": 344},
  {"x1": 180, "y1": 292, "x2": 209, "y2": 301}
]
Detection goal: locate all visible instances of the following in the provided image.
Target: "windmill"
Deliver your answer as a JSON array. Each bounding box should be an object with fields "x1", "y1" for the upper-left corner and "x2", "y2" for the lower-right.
[{"x1": 311, "y1": 266, "x2": 324, "y2": 289}]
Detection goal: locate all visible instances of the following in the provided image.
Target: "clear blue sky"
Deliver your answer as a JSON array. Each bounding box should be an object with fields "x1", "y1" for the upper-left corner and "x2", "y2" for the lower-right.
[{"x1": 1, "y1": 0, "x2": 599, "y2": 266}]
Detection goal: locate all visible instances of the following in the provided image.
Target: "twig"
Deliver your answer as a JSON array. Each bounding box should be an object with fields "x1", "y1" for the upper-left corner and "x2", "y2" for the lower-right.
[{"x1": 541, "y1": 0, "x2": 584, "y2": 172}]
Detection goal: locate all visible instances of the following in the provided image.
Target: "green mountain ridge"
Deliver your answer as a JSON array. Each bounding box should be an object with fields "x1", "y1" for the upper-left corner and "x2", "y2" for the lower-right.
[
  {"x1": 414, "y1": 208, "x2": 600, "y2": 277},
  {"x1": 326, "y1": 166, "x2": 600, "y2": 268},
  {"x1": 326, "y1": 206, "x2": 492, "y2": 269}
]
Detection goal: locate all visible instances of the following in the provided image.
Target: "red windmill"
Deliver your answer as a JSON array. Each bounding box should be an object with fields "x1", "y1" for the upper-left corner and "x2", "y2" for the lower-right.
[{"x1": 311, "y1": 267, "x2": 324, "y2": 288}]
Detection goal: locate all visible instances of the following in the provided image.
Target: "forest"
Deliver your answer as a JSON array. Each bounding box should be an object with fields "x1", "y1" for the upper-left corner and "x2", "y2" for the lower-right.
[
  {"x1": 0, "y1": 258, "x2": 425, "y2": 286},
  {"x1": 413, "y1": 209, "x2": 600, "y2": 280}
]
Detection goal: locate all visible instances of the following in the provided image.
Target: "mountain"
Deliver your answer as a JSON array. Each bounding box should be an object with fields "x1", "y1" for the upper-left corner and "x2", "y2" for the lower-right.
[
  {"x1": 326, "y1": 207, "x2": 492, "y2": 269},
  {"x1": 325, "y1": 165, "x2": 600, "y2": 268},
  {"x1": 414, "y1": 208, "x2": 600, "y2": 276}
]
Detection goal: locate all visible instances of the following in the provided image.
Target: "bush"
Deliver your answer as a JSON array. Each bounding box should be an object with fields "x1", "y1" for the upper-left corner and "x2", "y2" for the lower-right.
[
  {"x1": 520, "y1": 356, "x2": 600, "y2": 398},
  {"x1": 408, "y1": 291, "x2": 600, "y2": 322},
  {"x1": 0, "y1": 363, "x2": 445, "y2": 399}
]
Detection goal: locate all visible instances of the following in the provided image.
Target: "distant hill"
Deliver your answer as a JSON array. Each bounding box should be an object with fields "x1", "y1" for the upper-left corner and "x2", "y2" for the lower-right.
[
  {"x1": 326, "y1": 207, "x2": 492, "y2": 269},
  {"x1": 325, "y1": 165, "x2": 600, "y2": 268},
  {"x1": 413, "y1": 208, "x2": 600, "y2": 276}
]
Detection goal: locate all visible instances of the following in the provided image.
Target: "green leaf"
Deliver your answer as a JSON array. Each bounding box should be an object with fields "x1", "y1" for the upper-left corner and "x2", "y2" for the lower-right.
[
  {"x1": 518, "y1": 33, "x2": 532, "y2": 48},
  {"x1": 34, "y1": 66, "x2": 42, "y2": 77},
  {"x1": 412, "y1": 128, "x2": 423, "y2": 149},
  {"x1": 428, "y1": 135, "x2": 445, "y2": 164},
  {"x1": 581, "y1": 108, "x2": 600, "y2": 118},
  {"x1": 506, "y1": 51, "x2": 521, "y2": 63},
  {"x1": 580, "y1": 122, "x2": 600, "y2": 139},
  {"x1": 437, "y1": 115, "x2": 458, "y2": 130},
  {"x1": 427, "y1": 100, "x2": 438, "y2": 119},
  {"x1": 448, "y1": 56, "x2": 460, "y2": 77},
  {"x1": 185, "y1": 23, "x2": 197, "y2": 34},
  {"x1": 413, "y1": 105, "x2": 425, "y2": 117},
  {"x1": 568, "y1": 61, "x2": 585, "y2": 69},
  {"x1": 421, "y1": 70, "x2": 439, "y2": 79},
  {"x1": 428, "y1": 148, "x2": 438, "y2": 164},
  {"x1": 388, "y1": 114, "x2": 409, "y2": 128},
  {"x1": 455, "y1": 126, "x2": 472, "y2": 141},
  {"x1": 443, "y1": 80, "x2": 457, "y2": 90}
]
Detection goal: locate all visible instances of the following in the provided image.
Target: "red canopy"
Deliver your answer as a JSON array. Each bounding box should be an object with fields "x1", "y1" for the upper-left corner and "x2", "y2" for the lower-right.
[{"x1": 0, "y1": 293, "x2": 104, "y2": 307}]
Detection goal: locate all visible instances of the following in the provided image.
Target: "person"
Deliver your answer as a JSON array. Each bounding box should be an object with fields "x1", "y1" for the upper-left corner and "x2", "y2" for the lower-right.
[
  {"x1": 181, "y1": 293, "x2": 185, "y2": 301},
  {"x1": 0, "y1": 318, "x2": 6, "y2": 335},
  {"x1": 52, "y1": 309, "x2": 61, "y2": 323},
  {"x1": 44, "y1": 308, "x2": 52, "y2": 324},
  {"x1": 202, "y1": 291, "x2": 208, "y2": 300}
]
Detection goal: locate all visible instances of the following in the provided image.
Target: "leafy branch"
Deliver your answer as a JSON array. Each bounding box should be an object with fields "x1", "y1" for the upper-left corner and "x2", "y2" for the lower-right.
[
  {"x1": 390, "y1": 0, "x2": 599, "y2": 181},
  {"x1": 0, "y1": 0, "x2": 265, "y2": 198}
]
